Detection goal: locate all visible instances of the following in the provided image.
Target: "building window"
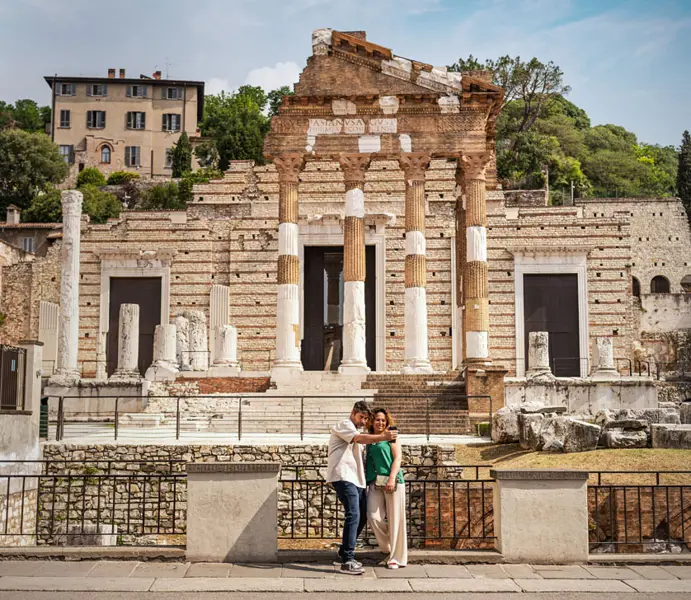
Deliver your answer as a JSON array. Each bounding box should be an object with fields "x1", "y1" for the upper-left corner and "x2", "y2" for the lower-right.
[
  {"x1": 59, "y1": 109, "x2": 70, "y2": 128},
  {"x1": 126, "y1": 111, "x2": 146, "y2": 130},
  {"x1": 127, "y1": 85, "x2": 148, "y2": 98},
  {"x1": 22, "y1": 237, "x2": 35, "y2": 253},
  {"x1": 165, "y1": 148, "x2": 173, "y2": 168},
  {"x1": 86, "y1": 110, "x2": 106, "y2": 129},
  {"x1": 100, "y1": 145, "x2": 111, "y2": 164},
  {"x1": 651, "y1": 275, "x2": 670, "y2": 294},
  {"x1": 125, "y1": 146, "x2": 141, "y2": 167},
  {"x1": 632, "y1": 276, "x2": 640, "y2": 298},
  {"x1": 164, "y1": 87, "x2": 182, "y2": 100},
  {"x1": 162, "y1": 114, "x2": 181, "y2": 132},
  {"x1": 87, "y1": 83, "x2": 108, "y2": 97},
  {"x1": 57, "y1": 82, "x2": 76, "y2": 96},
  {"x1": 59, "y1": 145, "x2": 74, "y2": 164}
]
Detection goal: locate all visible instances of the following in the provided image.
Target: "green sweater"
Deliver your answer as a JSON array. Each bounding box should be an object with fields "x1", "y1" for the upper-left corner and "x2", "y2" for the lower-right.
[{"x1": 365, "y1": 441, "x2": 404, "y2": 484}]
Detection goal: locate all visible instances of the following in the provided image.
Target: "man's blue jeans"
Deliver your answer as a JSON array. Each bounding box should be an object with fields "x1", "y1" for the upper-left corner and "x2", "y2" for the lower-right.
[{"x1": 332, "y1": 481, "x2": 367, "y2": 563}]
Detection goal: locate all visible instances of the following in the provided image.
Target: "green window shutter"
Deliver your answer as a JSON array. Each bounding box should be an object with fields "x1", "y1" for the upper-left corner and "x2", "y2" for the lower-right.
[
  {"x1": 86, "y1": 111, "x2": 92, "y2": 128},
  {"x1": 86, "y1": 85, "x2": 92, "y2": 97},
  {"x1": 141, "y1": 113, "x2": 146, "y2": 129},
  {"x1": 162, "y1": 114, "x2": 167, "y2": 131},
  {"x1": 126, "y1": 112, "x2": 132, "y2": 129},
  {"x1": 126, "y1": 86, "x2": 132, "y2": 97},
  {"x1": 161, "y1": 87, "x2": 166, "y2": 99},
  {"x1": 103, "y1": 84, "x2": 108, "y2": 97},
  {"x1": 125, "y1": 146, "x2": 131, "y2": 166},
  {"x1": 101, "y1": 111, "x2": 106, "y2": 128},
  {"x1": 142, "y1": 86, "x2": 148, "y2": 98}
]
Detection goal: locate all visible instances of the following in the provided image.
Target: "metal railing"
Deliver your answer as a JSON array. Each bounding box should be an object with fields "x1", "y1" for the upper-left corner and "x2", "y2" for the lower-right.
[
  {"x1": 45, "y1": 393, "x2": 492, "y2": 443},
  {"x1": 588, "y1": 471, "x2": 691, "y2": 553},
  {"x1": 279, "y1": 464, "x2": 495, "y2": 549}
]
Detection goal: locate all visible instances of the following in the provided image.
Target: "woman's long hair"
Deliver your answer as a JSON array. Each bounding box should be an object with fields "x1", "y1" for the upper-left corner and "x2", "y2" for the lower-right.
[{"x1": 368, "y1": 408, "x2": 396, "y2": 434}]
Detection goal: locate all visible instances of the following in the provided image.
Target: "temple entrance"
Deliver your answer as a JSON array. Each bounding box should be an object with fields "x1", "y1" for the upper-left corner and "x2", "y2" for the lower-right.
[
  {"x1": 302, "y1": 245, "x2": 376, "y2": 371},
  {"x1": 523, "y1": 274, "x2": 580, "y2": 377},
  {"x1": 107, "y1": 277, "x2": 162, "y2": 376}
]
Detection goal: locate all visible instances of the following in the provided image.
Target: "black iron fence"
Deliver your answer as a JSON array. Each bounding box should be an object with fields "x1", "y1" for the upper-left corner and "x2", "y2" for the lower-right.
[
  {"x1": 0, "y1": 344, "x2": 26, "y2": 411},
  {"x1": 45, "y1": 393, "x2": 492, "y2": 442},
  {"x1": 588, "y1": 471, "x2": 691, "y2": 553}
]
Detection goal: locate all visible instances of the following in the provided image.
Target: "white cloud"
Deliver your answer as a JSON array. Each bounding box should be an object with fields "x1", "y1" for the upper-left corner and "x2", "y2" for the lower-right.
[
  {"x1": 206, "y1": 77, "x2": 232, "y2": 96},
  {"x1": 244, "y1": 61, "x2": 301, "y2": 91}
]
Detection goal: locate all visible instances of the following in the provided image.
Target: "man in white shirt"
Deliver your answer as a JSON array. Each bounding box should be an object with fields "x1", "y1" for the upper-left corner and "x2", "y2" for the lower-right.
[{"x1": 327, "y1": 401, "x2": 398, "y2": 575}]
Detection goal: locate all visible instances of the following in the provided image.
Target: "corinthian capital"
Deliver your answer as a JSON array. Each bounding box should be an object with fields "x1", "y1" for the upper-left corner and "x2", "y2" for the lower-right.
[
  {"x1": 460, "y1": 152, "x2": 491, "y2": 181},
  {"x1": 273, "y1": 154, "x2": 305, "y2": 183},
  {"x1": 399, "y1": 152, "x2": 431, "y2": 182},
  {"x1": 339, "y1": 153, "x2": 371, "y2": 185}
]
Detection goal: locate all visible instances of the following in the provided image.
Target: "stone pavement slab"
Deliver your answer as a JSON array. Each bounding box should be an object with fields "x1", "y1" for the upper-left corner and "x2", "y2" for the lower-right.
[
  {"x1": 629, "y1": 565, "x2": 680, "y2": 580},
  {"x1": 305, "y1": 578, "x2": 412, "y2": 592},
  {"x1": 585, "y1": 566, "x2": 643, "y2": 579},
  {"x1": 625, "y1": 579, "x2": 691, "y2": 593},
  {"x1": 0, "y1": 576, "x2": 154, "y2": 592},
  {"x1": 0, "y1": 561, "x2": 44, "y2": 576},
  {"x1": 151, "y1": 577, "x2": 304, "y2": 592},
  {"x1": 32, "y1": 561, "x2": 98, "y2": 577},
  {"x1": 466, "y1": 564, "x2": 510, "y2": 578},
  {"x1": 229, "y1": 564, "x2": 283, "y2": 578},
  {"x1": 516, "y1": 578, "x2": 635, "y2": 592},
  {"x1": 422, "y1": 564, "x2": 473, "y2": 578},
  {"x1": 281, "y1": 563, "x2": 335, "y2": 578},
  {"x1": 532, "y1": 565, "x2": 595, "y2": 579},
  {"x1": 502, "y1": 564, "x2": 541, "y2": 579},
  {"x1": 409, "y1": 578, "x2": 521, "y2": 593},
  {"x1": 130, "y1": 562, "x2": 190, "y2": 578},
  {"x1": 662, "y1": 566, "x2": 691, "y2": 579},
  {"x1": 87, "y1": 561, "x2": 139, "y2": 578},
  {"x1": 184, "y1": 563, "x2": 232, "y2": 578},
  {"x1": 373, "y1": 565, "x2": 427, "y2": 578}
]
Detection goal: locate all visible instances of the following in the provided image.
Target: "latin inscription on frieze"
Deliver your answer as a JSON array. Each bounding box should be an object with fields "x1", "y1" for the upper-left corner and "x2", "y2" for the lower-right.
[
  {"x1": 343, "y1": 119, "x2": 365, "y2": 134},
  {"x1": 308, "y1": 119, "x2": 343, "y2": 135},
  {"x1": 370, "y1": 118, "x2": 397, "y2": 134}
]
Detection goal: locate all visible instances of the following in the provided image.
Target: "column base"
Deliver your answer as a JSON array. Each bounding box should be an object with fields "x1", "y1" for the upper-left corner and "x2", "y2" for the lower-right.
[
  {"x1": 402, "y1": 359, "x2": 433, "y2": 374},
  {"x1": 110, "y1": 369, "x2": 142, "y2": 382},
  {"x1": 464, "y1": 357, "x2": 493, "y2": 367},
  {"x1": 47, "y1": 369, "x2": 81, "y2": 388},
  {"x1": 338, "y1": 361, "x2": 370, "y2": 375},
  {"x1": 144, "y1": 362, "x2": 179, "y2": 382},
  {"x1": 590, "y1": 368, "x2": 620, "y2": 380},
  {"x1": 271, "y1": 361, "x2": 303, "y2": 383}
]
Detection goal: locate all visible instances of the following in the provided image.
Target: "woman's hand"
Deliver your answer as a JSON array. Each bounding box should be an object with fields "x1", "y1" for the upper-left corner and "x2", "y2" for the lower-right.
[{"x1": 385, "y1": 478, "x2": 396, "y2": 494}]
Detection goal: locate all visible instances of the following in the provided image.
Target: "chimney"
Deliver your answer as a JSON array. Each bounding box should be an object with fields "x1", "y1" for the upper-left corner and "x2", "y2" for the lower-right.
[
  {"x1": 119, "y1": 68, "x2": 126, "y2": 79},
  {"x1": 107, "y1": 68, "x2": 116, "y2": 79},
  {"x1": 153, "y1": 70, "x2": 162, "y2": 80},
  {"x1": 6, "y1": 205, "x2": 20, "y2": 226}
]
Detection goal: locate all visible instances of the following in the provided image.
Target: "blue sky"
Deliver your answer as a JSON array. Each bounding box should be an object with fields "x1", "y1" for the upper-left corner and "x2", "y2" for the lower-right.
[{"x1": 0, "y1": 0, "x2": 689, "y2": 147}]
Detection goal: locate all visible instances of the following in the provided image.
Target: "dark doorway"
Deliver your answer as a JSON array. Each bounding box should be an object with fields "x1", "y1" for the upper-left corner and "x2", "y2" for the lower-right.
[
  {"x1": 302, "y1": 246, "x2": 376, "y2": 371},
  {"x1": 524, "y1": 274, "x2": 580, "y2": 377},
  {"x1": 107, "y1": 278, "x2": 162, "y2": 376}
]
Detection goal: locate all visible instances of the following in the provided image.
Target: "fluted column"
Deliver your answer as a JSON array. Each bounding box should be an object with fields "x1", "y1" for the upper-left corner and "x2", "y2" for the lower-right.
[
  {"x1": 454, "y1": 168, "x2": 466, "y2": 366},
  {"x1": 400, "y1": 152, "x2": 432, "y2": 373},
  {"x1": 461, "y1": 152, "x2": 492, "y2": 364},
  {"x1": 273, "y1": 154, "x2": 305, "y2": 374},
  {"x1": 338, "y1": 153, "x2": 370, "y2": 374}
]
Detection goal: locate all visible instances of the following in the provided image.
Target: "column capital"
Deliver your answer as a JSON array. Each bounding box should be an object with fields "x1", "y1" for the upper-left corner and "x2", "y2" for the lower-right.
[
  {"x1": 399, "y1": 152, "x2": 431, "y2": 181},
  {"x1": 460, "y1": 152, "x2": 492, "y2": 182},
  {"x1": 61, "y1": 190, "x2": 83, "y2": 215},
  {"x1": 339, "y1": 153, "x2": 371, "y2": 185},
  {"x1": 273, "y1": 154, "x2": 305, "y2": 183}
]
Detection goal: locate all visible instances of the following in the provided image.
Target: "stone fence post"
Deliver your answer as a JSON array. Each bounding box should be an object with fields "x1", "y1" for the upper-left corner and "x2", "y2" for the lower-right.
[
  {"x1": 186, "y1": 463, "x2": 280, "y2": 563},
  {"x1": 491, "y1": 469, "x2": 589, "y2": 563}
]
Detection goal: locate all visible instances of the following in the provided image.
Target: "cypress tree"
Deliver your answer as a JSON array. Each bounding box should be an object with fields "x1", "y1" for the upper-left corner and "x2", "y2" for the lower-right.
[
  {"x1": 171, "y1": 131, "x2": 192, "y2": 178},
  {"x1": 678, "y1": 130, "x2": 691, "y2": 221}
]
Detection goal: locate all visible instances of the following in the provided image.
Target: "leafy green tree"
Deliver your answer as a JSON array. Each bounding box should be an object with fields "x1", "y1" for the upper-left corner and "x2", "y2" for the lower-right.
[
  {"x1": 106, "y1": 171, "x2": 140, "y2": 185},
  {"x1": 76, "y1": 167, "x2": 106, "y2": 188},
  {"x1": 0, "y1": 129, "x2": 68, "y2": 215},
  {"x1": 267, "y1": 86, "x2": 293, "y2": 117},
  {"x1": 24, "y1": 185, "x2": 121, "y2": 224},
  {"x1": 678, "y1": 130, "x2": 691, "y2": 220},
  {"x1": 178, "y1": 168, "x2": 223, "y2": 204},
  {"x1": 0, "y1": 101, "x2": 14, "y2": 130},
  {"x1": 11, "y1": 100, "x2": 44, "y2": 132},
  {"x1": 22, "y1": 188, "x2": 62, "y2": 222},
  {"x1": 194, "y1": 141, "x2": 220, "y2": 169},
  {"x1": 171, "y1": 132, "x2": 192, "y2": 177},
  {"x1": 140, "y1": 182, "x2": 184, "y2": 210}
]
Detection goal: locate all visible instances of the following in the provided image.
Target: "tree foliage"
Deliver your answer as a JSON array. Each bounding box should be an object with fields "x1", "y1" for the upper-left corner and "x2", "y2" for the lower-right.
[
  {"x1": 23, "y1": 185, "x2": 121, "y2": 224},
  {"x1": 171, "y1": 131, "x2": 192, "y2": 178},
  {"x1": 0, "y1": 129, "x2": 68, "y2": 215},
  {"x1": 0, "y1": 99, "x2": 50, "y2": 132},
  {"x1": 136, "y1": 168, "x2": 223, "y2": 211},
  {"x1": 267, "y1": 86, "x2": 293, "y2": 117},
  {"x1": 76, "y1": 167, "x2": 106, "y2": 188},
  {"x1": 106, "y1": 171, "x2": 140, "y2": 185},
  {"x1": 678, "y1": 130, "x2": 691, "y2": 221}
]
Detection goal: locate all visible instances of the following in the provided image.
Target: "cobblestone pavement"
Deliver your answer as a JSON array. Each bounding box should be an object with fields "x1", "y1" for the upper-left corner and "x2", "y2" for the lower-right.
[{"x1": 0, "y1": 561, "x2": 690, "y2": 593}]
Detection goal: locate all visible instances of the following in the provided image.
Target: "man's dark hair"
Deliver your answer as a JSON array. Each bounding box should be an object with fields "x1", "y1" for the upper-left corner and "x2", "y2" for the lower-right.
[{"x1": 352, "y1": 401, "x2": 371, "y2": 417}]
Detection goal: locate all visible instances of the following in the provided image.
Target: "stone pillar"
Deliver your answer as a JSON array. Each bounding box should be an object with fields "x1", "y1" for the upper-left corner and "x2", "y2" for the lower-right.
[
  {"x1": 49, "y1": 190, "x2": 83, "y2": 386},
  {"x1": 272, "y1": 154, "x2": 305, "y2": 375},
  {"x1": 185, "y1": 310, "x2": 209, "y2": 371},
  {"x1": 339, "y1": 154, "x2": 371, "y2": 374},
  {"x1": 145, "y1": 323, "x2": 178, "y2": 381},
  {"x1": 209, "y1": 284, "x2": 230, "y2": 363},
  {"x1": 213, "y1": 325, "x2": 239, "y2": 367},
  {"x1": 492, "y1": 469, "x2": 589, "y2": 563},
  {"x1": 454, "y1": 170, "x2": 466, "y2": 367},
  {"x1": 460, "y1": 153, "x2": 491, "y2": 364},
  {"x1": 592, "y1": 336, "x2": 618, "y2": 379},
  {"x1": 526, "y1": 331, "x2": 554, "y2": 380},
  {"x1": 111, "y1": 303, "x2": 140, "y2": 379},
  {"x1": 174, "y1": 315, "x2": 190, "y2": 371},
  {"x1": 186, "y1": 463, "x2": 280, "y2": 563},
  {"x1": 400, "y1": 152, "x2": 432, "y2": 374}
]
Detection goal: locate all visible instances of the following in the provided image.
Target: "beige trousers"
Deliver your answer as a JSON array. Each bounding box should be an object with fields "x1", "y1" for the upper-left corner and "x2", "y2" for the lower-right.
[{"x1": 367, "y1": 482, "x2": 408, "y2": 567}]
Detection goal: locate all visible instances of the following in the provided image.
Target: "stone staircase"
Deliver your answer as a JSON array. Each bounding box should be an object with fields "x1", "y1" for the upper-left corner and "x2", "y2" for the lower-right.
[{"x1": 361, "y1": 372, "x2": 472, "y2": 435}]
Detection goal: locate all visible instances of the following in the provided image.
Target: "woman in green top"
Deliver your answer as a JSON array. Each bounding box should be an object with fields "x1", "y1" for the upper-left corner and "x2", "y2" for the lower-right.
[{"x1": 366, "y1": 408, "x2": 407, "y2": 569}]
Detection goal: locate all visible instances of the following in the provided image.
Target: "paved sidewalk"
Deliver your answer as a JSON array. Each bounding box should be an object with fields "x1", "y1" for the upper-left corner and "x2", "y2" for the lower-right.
[{"x1": 0, "y1": 561, "x2": 690, "y2": 593}]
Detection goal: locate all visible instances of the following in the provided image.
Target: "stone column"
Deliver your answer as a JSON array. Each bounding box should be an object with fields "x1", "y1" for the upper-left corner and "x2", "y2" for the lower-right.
[
  {"x1": 111, "y1": 303, "x2": 140, "y2": 379},
  {"x1": 460, "y1": 153, "x2": 491, "y2": 364},
  {"x1": 50, "y1": 190, "x2": 83, "y2": 386},
  {"x1": 339, "y1": 153, "x2": 371, "y2": 374},
  {"x1": 152, "y1": 324, "x2": 177, "y2": 368},
  {"x1": 526, "y1": 331, "x2": 554, "y2": 380},
  {"x1": 185, "y1": 310, "x2": 209, "y2": 371},
  {"x1": 591, "y1": 336, "x2": 618, "y2": 379},
  {"x1": 174, "y1": 315, "x2": 190, "y2": 371},
  {"x1": 400, "y1": 152, "x2": 432, "y2": 373},
  {"x1": 454, "y1": 169, "x2": 466, "y2": 367},
  {"x1": 273, "y1": 154, "x2": 305, "y2": 375},
  {"x1": 213, "y1": 325, "x2": 239, "y2": 367}
]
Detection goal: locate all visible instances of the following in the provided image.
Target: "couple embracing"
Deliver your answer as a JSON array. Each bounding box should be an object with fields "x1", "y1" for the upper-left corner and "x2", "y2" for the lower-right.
[{"x1": 326, "y1": 401, "x2": 407, "y2": 575}]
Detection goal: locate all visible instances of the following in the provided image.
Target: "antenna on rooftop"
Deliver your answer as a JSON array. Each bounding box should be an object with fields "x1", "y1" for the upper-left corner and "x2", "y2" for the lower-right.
[{"x1": 164, "y1": 57, "x2": 173, "y2": 79}]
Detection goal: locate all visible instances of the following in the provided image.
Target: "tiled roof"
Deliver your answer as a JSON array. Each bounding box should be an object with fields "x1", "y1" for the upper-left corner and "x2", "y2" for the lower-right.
[{"x1": 0, "y1": 223, "x2": 62, "y2": 229}]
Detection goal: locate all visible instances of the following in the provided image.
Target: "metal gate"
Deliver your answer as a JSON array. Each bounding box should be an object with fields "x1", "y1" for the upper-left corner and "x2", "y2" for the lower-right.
[{"x1": 0, "y1": 344, "x2": 26, "y2": 410}]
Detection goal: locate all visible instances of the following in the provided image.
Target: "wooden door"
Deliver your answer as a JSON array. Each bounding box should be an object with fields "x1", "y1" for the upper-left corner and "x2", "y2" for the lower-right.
[
  {"x1": 301, "y1": 247, "x2": 325, "y2": 371},
  {"x1": 365, "y1": 245, "x2": 376, "y2": 371},
  {"x1": 524, "y1": 274, "x2": 580, "y2": 376}
]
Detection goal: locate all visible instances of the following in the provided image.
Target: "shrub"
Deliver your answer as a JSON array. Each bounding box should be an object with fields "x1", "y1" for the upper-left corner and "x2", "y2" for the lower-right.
[
  {"x1": 106, "y1": 171, "x2": 140, "y2": 185},
  {"x1": 80, "y1": 184, "x2": 121, "y2": 224},
  {"x1": 76, "y1": 167, "x2": 106, "y2": 188},
  {"x1": 140, "y1": 182, "x2": 185, "y2": 210}
]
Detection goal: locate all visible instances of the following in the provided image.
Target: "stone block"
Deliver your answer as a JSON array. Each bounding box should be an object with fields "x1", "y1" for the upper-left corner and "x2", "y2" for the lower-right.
[
  {"x1": 518, "y1": 413, "x2": 544, "y2": 450},
  {"x1": 681, "y1": 402, "x2": 691, "y2": 424},
  {"x1": 491, "y1": 406, "x2": 519, "y2": 443},
  {"x1": 603, "y1": 419, "x2": 647, "y2": 430},
  {"x1": 601, "y1": 429, "x2": 648, "y2": 449},
  {"x1": 651, "y1": 424, "x2": 691, "y2": 449}
]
